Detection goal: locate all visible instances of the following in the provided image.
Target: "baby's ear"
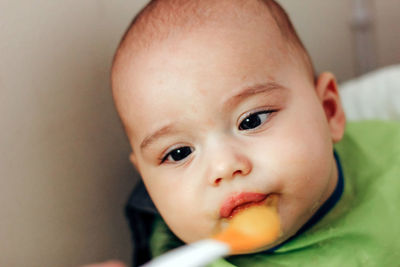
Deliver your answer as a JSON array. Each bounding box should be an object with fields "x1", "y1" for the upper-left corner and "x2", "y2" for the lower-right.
[
  {"x1": 129, "y1": 152, "x2": 139, "y2": 169},
  {"x1": 315, "y1": 72, "x2": 346, "y2": 143}
]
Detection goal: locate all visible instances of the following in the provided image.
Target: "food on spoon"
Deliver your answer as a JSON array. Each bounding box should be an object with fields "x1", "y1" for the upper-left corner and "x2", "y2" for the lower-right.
[{"x1": 213, "y1": 195, "x2": 281, "y2": 254}]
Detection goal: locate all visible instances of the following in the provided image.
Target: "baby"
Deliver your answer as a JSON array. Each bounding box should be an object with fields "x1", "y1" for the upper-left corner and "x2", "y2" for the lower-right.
[{"x1": 110, "y1": 0, "x2": 400, "y2": 266}]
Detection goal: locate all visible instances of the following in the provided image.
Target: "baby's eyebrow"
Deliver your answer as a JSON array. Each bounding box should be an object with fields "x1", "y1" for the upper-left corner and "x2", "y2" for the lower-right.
[
  {"x1": 223, "y1": 82, "x2": 287, "y2": 111},
  {"x1": 140, "y1": 124, "x2": 176, "y2": 152}
]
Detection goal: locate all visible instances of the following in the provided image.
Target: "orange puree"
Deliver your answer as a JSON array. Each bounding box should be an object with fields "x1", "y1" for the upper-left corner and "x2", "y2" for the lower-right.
[{"x1": 213, "y1": 197, "x2": 280, "y2": 254}]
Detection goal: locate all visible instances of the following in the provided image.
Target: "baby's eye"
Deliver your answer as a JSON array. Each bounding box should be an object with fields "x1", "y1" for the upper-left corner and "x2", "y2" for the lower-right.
[
  {"x1": 239, "y1": 110, "x2": 273, "y2": 130},
  {"x1": 161, "y1": 146, "x2": 193, "y2": 163}
]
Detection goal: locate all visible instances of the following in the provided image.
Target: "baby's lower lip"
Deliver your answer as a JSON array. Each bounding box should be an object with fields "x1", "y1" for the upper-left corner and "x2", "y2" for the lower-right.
[{"x1": 220, "y1": 192, "x2": 268, "y2": 218}]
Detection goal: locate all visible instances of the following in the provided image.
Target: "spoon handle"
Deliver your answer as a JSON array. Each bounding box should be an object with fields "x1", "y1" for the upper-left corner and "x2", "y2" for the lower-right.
[{"x1": 140, "y1": 239, "x2": 230, "y2": 267}]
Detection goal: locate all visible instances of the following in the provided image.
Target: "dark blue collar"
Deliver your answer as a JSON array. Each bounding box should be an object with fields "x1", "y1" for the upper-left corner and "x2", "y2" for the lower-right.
[{"x1": 266, "y1": 151, "x2": 344, "y2": 252}]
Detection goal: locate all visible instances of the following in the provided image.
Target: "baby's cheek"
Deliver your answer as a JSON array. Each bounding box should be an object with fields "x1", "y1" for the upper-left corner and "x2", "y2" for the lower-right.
[
  {"x1": 154, "y1": 186, "x2": 212, "y2": 243},
  {"x1": 270, "y1": 139, "x2": 332, "y2": 216}
]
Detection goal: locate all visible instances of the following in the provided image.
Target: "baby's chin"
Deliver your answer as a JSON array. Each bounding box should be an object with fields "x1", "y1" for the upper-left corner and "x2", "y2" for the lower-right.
[
  {"x1": 176, "y1": 206, "x2": 305, "y2": 254},
  {"x1": 227, "y1": 219, "x2": 307, "y2": 256}
]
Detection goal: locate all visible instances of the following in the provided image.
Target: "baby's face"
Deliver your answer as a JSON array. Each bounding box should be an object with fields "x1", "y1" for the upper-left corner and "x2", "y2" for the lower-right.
[{"x1": 116, "y1": 20, "x2": 342, "y2": 250}]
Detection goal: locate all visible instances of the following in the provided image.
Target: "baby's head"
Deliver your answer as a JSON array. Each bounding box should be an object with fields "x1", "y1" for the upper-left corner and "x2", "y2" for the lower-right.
[{"x1": 111, "y1": 0, "x2": 346, "y2": 252}]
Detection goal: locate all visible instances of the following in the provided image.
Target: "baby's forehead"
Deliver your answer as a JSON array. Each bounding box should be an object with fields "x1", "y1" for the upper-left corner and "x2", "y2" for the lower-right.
[
  {"x1": 112, "y1": 0, "x2": 287, "y2": 91},
  {"x1": 112, "y1": 0, "x2": 313, "y2": 84},
  {"x1": 116, "y1": 0, "x2": 282, "y2": 60},
  {"x1": 112, "y1": 3, "x2": 280, "y2": 96}
]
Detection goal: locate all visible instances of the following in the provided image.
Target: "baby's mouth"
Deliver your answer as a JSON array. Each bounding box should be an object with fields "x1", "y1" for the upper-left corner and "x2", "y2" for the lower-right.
[{"x1": 220, "y1": 192, "x2": 269, "y2": 219}]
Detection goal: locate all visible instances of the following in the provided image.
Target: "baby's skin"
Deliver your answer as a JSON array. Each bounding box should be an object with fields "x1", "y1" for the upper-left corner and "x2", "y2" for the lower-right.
[{"x1": 109, "y1": 0, "x2": 347, "y2": 263}]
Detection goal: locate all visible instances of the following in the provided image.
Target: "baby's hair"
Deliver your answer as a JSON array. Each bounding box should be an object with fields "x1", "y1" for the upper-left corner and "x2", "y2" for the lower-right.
[
  {"x1": 112, "y1": 0, "x2": 314, "y2": 79},
  {"x1": 261, "y1": 0, "x2": 315, "y2": 78}
]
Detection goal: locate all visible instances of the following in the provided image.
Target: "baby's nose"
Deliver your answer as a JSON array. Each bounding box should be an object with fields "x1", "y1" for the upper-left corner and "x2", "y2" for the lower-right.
[{"x1": 208, "y1": 150, "x2": 252, "y2": 186}]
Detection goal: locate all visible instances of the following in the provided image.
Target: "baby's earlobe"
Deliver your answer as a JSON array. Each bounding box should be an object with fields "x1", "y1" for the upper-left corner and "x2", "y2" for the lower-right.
[{"x1": 129, "y1": 152, "x2": 138, "y2": 168}]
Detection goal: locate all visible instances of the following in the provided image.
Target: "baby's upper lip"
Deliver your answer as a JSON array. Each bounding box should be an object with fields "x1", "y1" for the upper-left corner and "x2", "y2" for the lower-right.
[{"x1": 219, "y1": 192, "x2": 268, "y2": 218}]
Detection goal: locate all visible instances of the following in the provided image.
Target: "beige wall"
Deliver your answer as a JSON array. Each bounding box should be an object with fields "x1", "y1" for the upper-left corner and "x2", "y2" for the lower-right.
[
  {"x1": 281, "y1": 0, "x2": 400, "y2": 82},
  {"x1": 0, "y1": 1, "x2": 148, "y2": 266},
  {"x1": 0, "y1": 1, "x2": 399, "y2": 267}
]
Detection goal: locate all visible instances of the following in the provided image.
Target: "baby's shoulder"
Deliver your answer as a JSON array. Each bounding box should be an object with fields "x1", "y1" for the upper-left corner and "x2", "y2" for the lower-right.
[
  {"x1": 341, "y1": 120, "x2": 400, "y2": 157},
  {"x1": 335, "y1": 120, "x2": 400, "y2": 186},
  {"x1": 346, "y1": 120, "x2": 400, "y2": 138}
]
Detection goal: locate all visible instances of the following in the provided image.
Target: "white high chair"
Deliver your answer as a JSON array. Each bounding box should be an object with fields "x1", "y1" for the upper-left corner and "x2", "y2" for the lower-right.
[{"x1": 340, "y1": 65, "x2": 400, "y2": 121}]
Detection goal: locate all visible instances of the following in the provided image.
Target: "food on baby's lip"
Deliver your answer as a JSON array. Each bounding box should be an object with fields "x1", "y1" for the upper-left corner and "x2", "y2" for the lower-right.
[
  {"x1": 213, "y1": 194, "x2": 281, "y2": 254},
  {"x1": 219, "y1": 192, "x2": 268, "y2": 218}
]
